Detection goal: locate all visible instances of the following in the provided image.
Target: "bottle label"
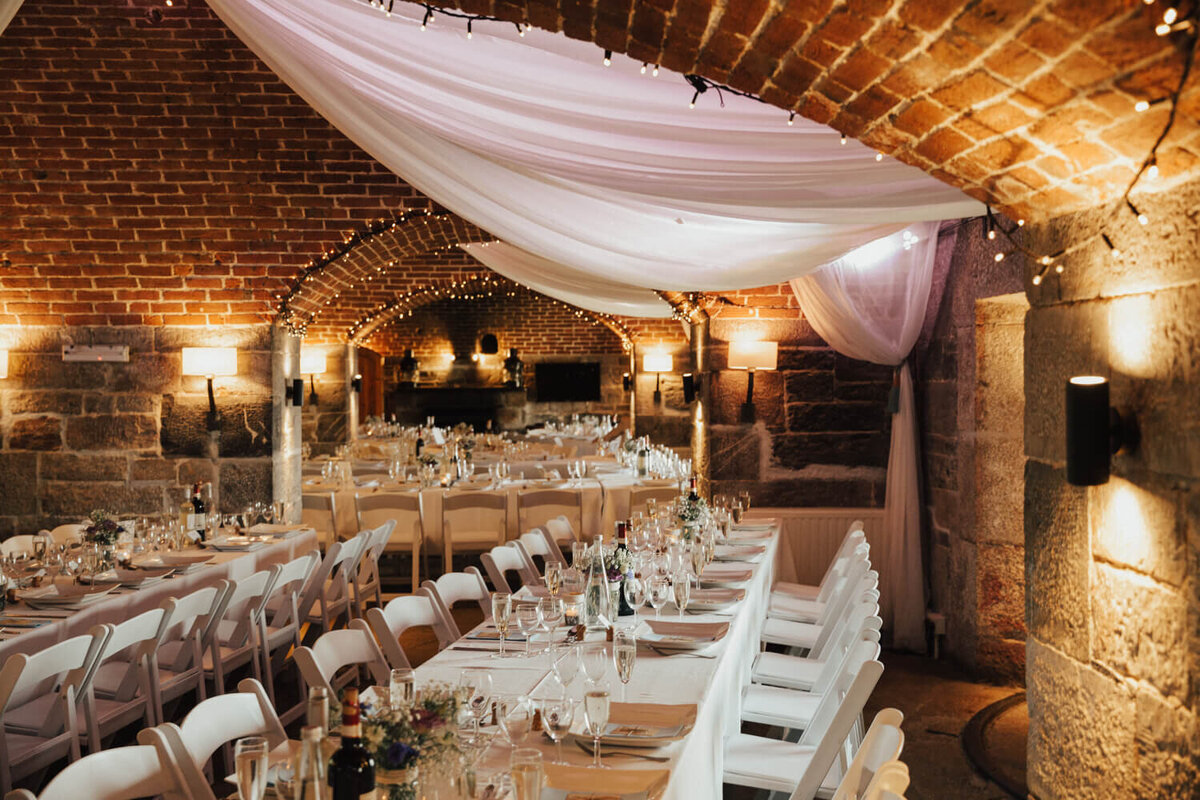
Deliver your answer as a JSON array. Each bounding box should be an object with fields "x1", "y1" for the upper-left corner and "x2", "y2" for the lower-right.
[{"x1": 186, "y1": 513, "x2": 199, "y2": 530}]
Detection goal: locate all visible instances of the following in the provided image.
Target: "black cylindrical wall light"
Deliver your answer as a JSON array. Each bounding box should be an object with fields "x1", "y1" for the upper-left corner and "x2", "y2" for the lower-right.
[{"x1": 1066, "y1": 375, "x2": 1136, "y2": 486}]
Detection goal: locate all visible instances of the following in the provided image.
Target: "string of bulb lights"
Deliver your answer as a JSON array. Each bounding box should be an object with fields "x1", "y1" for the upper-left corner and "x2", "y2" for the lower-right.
[
  {"x1": 346, "y1": 274, "x2": 635, "y2": 350},
  {"x1": 985, "y1": 0, "x2": 1197, "y2": 286}
]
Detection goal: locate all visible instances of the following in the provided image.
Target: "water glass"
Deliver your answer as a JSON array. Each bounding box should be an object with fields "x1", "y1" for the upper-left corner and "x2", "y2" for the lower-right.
[
  {"x1": 539, "y1": 596, "x2": 564, "y2": 632},
  {"x1": 582, "y1": 641, "x2": 608, "y2": 684},
  {"x1": 551, "y1": 642, "x2": 580, "y2": 687},
  {"x1": 510, "y1": 748, "x2": 544, "y2": 800},
  {"x1": 648, "y1": 575, "x2": 670, "y2": 619},
  {"x1": 540, "y1": 694, "x2": 575, "y2": 764},
  {"x1": 389, "y1": 667, "x2": 414, "y2": 709},
  {"x1": 233, "y1": 736, "x2": 269, "y2": 800},
  {"x1": 515, "y1": 603, "x2": 541, "y2": 657}
]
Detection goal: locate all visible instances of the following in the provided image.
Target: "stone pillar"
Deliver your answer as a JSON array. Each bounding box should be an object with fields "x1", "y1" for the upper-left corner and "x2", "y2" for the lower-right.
[
  {"x1": 271, "y1": 326, "x2": 301, "y2": 523},
  {"x1": 345, "y1": 343, "x2": 360, "y2": 440},
  {"x1": 690, "y1": 316, "x2": 710, "y2": 496}
]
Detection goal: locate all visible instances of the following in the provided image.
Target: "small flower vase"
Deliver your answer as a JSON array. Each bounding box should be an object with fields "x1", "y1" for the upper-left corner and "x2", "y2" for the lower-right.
[
  {"x1": 682, "y1": 522, "x2": 700, "y2": 543},
  {"x1": 376, "y1": 767, "x2": 419, "y2": 800},
  {"x1": 99, "y1": 545, "x2": 115, "y2": 572},
  {"x1": 616, "y1": 577, "x2": 636, "y2": 617}
]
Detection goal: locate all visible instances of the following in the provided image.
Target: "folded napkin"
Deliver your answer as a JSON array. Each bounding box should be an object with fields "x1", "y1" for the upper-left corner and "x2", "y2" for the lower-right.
[
  {"x1": 545, "y1": 765, "x2": 669, "y2": 800},
  {"x1": 643, "y1": 619, "x2": 729, "y2": 642},
  {"x1": 246, "y1": 523, "x2": 308, "y2": 535},
  {"x1": 608, "y1": 702, "x2": 697, "y2": 734},
  {"x1": 689, "y1": 587, "x2": 745, "y2": 604}
]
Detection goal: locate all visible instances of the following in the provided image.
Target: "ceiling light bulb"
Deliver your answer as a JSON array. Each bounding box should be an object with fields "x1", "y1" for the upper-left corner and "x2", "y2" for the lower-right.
[
  {"x1": 987, "y1": 230, "x2": 996, "y2": 240},
  {"x1": 640, "y1": 63, "x2": 647, "y2": 74},
  {"x1": 840, "y1": 135, "x2": 847, "y2": 145},
  {"x1": 1055, "y1": 263, "x2": 1064, "y2": 274},
  {"x1": 1032, "y1": 273, "x2": 1043, "y2": 286},
  {"x1": 1135, "y1": 100, "x2": 1151, "y2": 112},
  {"x1": 1138, "y1": 213, "x2": 1149, "y2": 225},
  {"x1": 1164, "y1": 7, "x2": 1178, "y2": 23},
  {"x1": 1156, "y1": 22, "x2": 1171, "y2": 34},
  {"x1": 652, "y1": 65, "x2": 659, "y2": 76},
  {"x1": 1017, "y1": 218, "x2": 1025, "y2": 226},
  {"x1": 1147, "y1": 163, "x2": 1160, "y2": 179},
  {"x1": 1040, "y1": 255, "x2": 1052, "y2": 265},
  {"x1": 994, "y1": 252, "x2": 1006, "y2": 262}
]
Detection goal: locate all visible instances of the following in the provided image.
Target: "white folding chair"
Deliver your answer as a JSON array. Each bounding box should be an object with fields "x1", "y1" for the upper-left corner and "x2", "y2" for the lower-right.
[
  {"x1": 301, "y1": 491, "x2": 338, "y2": 548},
  {"x1": 297, "y1": 536, "x2": 364, "y2": 635},
  {"x1": 2, "y1": 743, "x2": 190, "y2": 800},
  {"x1": 153, "y1": 583, "x2": 230, "y2": 726},
  {"x1": 79, "y1": 610, "x2": 167, "y2": 751},
  {"x1": 442, "y1": 491, "x2": 507, "y2": 570},
  {"x1": 45, "y1": 525, "x2": 84, "y2": 548},
  {"x1": 355, "y1": 491, "x2": 422, "y2": 590},
  {"x1": 774, "y1": 524, "x2": 866, "y2": 602},
  {"x1": 770, "y1": 533, "x2": 869, "y2": 622},
  {"x1": 540, "y1": 514, "x2": 579, "y2": 549},
  {"x1": 257, "y1": 551, "x2": 320, "y2": 709},
  {"x1": 480, "y1": 543, "x2": 538, "y2": 594},
  {"x1": 0, "y1": 632, "x2": 108, "y2": 795},
  {"x1": 628, "y1": 485, "x2": 679, "y2": 517},
  {"x1": 742, "y1": 639, "x2": 883, "y2": 732},
  {"x1": 0, "y1": 535, "x2": 51, "y2": 558},
  {"x1": 421, "y1": 568, "x2": 492, "y2": 648},
  {"x1": 520, "y1": 529, "x2": 567, "y2": 569},
  {"x1": 365, "y1": 590, "x2": 450, "y2": 670},
  {"x1": 350, "y1": 521, "x2": 395, "y2": 616},
  {"x1": 138, "y1": 678, "x2": 288, "y2": 800},
  {"x1": 723, "y1": 647, "x2": 885, "y2": 800},
  {"x1": 203, "y1": 567, "x2": 280, "y2": 696},
  {"x1": 753, "y1": 603, "x2": 882, "y2": 691},
  {"x1": 761, "y1": 560, "x2": 875, "y2": 653},
  {"x1": 516, "y1": 489, "x2": 582, "y2": 536},
  {"x1": 860, "y1": 760, "x2": 910, "y2": 800},
  {"x1": 293, "y1": 620, "x2": 391, "y2": 699},
  {"x1": 832, "y1": 709, "x2": 905, "y2": 800}
]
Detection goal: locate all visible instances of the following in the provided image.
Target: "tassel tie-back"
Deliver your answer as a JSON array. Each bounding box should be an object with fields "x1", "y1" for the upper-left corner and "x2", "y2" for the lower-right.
[{"x1": 886, "y1": 366, "x2": 903, "y2": 415}]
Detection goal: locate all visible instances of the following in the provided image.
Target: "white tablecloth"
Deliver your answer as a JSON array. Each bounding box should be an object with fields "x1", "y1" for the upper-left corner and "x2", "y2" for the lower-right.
[
  {"x1": 413, "y1": 523, "x2": 779, "y2": 800},
  {"x1": 0, "y1": 531, "x2": 320, "y2": 660}
]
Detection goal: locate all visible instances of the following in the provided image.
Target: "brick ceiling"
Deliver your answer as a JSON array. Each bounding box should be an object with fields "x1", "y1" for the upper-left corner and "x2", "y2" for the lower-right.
[{"x1": 428, "y1": 0, "x2": 1200, "y2": 220}]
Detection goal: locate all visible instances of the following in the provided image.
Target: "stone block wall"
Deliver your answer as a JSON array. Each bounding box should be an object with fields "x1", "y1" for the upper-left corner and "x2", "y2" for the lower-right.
[
  {"x1": 0, "y1": 324, "x2": 283, "y2": 534},
  {"x1": 1016, "y1": 177, "x2": 1200, "y2": 798}
]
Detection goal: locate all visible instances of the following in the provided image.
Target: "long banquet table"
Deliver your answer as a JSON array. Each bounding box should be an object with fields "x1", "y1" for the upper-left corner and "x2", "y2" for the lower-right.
[
  {"x1": 0, "y1": 530, "x2": 320, "y2": 661},
  {"x1": 411, "y1": 522, "x2": 779, "y2": 800}
]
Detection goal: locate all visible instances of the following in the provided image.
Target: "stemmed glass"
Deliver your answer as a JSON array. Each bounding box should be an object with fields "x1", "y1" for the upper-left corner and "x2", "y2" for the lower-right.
[
  {"x1": 459, "y1": 668, "x2": 493, "y2": 738},
  {"x1": 582, "y1": 642, "x2": 608, "y2": 685},
  {"x1": 491, "y1": 592, "x2": 512, "y2": 658},
  {"x1": 543, "y1": 563, "x2": 562, "y2": 597},
  {"x1": 613, "y1": 629, "x2": 636, "y2": 701},
  {"x1": 582, "y1": 683, "x2": 611, "y2": 769},
  {"x1": 623, "y1": 575, "x2": 645, "y2": 618},
  {"x1": 690, "y1": 542, "x2": 707, "y2": 590},
  {"x1": 539, "y1": 597, "x2": 564, "y2": 634},
  {"x1": 738, "y1": 490, "x2": 752, "y2": 516},
  {"x1": 648, "y1": 575, "x2": 670, "y2": 619},
  {"x1": 389, "y1": 667, "x2": 414, "y2": 709},
  {"x1": 539, "y1": 693, "x2": 575, "y2": 765},
  {"x1": 233, "y1": 736, "x2": 269, "y2": 800},
  {"x1": 672, "y1": 570, "x2": 690, "y2": 618},
  {"x1": 515, "y1": 603, "x2": 541, "y2": 657},
  {"x1": 552, "y1": 642, "x2": 581, "y2": 689}
]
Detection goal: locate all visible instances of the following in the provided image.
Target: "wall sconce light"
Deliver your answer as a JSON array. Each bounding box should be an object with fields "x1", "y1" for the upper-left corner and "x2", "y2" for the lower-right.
[
  {"x1": 284, "y1": 378, "x2": 304, "y2": 407},
  {"x1": 181, "y1": 347, "x2": 237, "y2": 431},
  {"x1": 643, "y1": 353, "x2": 673, "y2": 404},
  {"x1": 351, "y1": 373, "x2": 363, "y2": 392},
  {"x1": 682, "y1": 372, "x2": 700, "y2": 403},
  {"x1": 0, "y1": 349, "x2": 8, "y2": 380},
  {"x1": 728, "y1": 340, "x2": 778, "y2": 423},
  {"x1": 1066, "y1": 375, "x2": 1138, "y2": 486},
  {"x1": 300, "y1": 348, "x2": 326, "y2": 406},
  {"x1": 622, "y1": 372, "x2": 632, "y2": 392}
]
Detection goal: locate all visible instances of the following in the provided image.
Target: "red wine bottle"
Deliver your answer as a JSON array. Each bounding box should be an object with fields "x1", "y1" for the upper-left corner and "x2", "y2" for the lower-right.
[{"x1": 328, "y1": 688, "x2": 374, "y2": 800}]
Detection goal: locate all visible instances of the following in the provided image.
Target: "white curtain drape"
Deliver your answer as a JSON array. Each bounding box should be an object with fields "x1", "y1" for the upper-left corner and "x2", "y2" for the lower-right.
[
  {"x1": 459, "y1": 242, "x2": 674, "y2": 318},
  {"x1": 789, "y1": 222, "x2": 939, "y2": 652},
  {"x1": 0, "y1": 0, "x2": 23, "y2": 36},
  {"x1": 207, "y1": 0, "x2": 982, "y2": 293}
]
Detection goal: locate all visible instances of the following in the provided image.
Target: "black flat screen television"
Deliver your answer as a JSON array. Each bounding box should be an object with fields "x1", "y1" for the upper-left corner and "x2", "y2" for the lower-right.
[{"x1": 534, "y1": 362, "x2": 601, "y2": 402}]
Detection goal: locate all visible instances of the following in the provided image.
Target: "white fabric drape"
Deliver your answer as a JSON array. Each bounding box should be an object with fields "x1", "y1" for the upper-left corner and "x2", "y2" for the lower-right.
[
  {"x1": 789, "y1": 222, "x2": 939, "y2": 652},
  {"x1": 459, "y1": 242, "x2": 674, "y2": 318},
  {"x1": 207, "y1": 0, "x2": 982, "y2": 293},
  {"x1": 0, "y1": 0, "x2": 23, "y2": 36}
]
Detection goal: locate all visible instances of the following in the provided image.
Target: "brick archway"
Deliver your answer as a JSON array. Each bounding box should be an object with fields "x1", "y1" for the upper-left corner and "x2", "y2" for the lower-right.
[{"x1": 425, "y1": 0, "x2": 1200, "y2": 220}]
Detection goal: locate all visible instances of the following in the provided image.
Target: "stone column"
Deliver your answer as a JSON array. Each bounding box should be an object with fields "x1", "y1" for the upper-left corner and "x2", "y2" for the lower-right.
[
  {"x1": 690, "y1": 316, "x2": 711, "y2": 496},
  {"x1": 271, "y1": 326, "x2": 301, "y2": 523}
]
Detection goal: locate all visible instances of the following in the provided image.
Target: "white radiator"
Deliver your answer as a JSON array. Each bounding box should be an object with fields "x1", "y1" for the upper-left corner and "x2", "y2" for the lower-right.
[{"x1": 747, "y1": 507, "x2": 886, "y2": 586}]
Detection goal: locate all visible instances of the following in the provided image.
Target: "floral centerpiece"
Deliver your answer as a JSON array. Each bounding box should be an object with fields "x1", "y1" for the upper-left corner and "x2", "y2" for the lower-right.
[
  {"x1": 578, "y1": 542, "x2": 635, "y2": 618},
  {"x1": 361, "y1": 684, "x2": 461, "y2": 800},
  {"x1": 84, "y1": 510, "x2": 124, "y2": 546},
  {"x1": 418, "y1": 453, "x2": 440, "y2": 469},
  {"x1": 676, "y1": 494, "x2": 708, "y2": 541}
]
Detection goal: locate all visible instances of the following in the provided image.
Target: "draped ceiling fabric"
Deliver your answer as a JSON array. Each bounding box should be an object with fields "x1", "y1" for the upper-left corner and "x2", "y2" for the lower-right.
[
  {"x1": 207, "y1": 0, "x2": 983, "y2": 297},
  {"x1": 0, "y1": 0, "x2": 23, "y2": 36},
  {"x1": 459, "y1": 242, "x2": 674, "y2": 318},
  {"x1": 790, "y1": 221, "x2": 941, "y2": 653}
]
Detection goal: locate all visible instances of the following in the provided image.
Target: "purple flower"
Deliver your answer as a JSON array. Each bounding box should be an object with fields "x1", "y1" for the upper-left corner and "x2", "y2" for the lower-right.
[{"x1": 386, "y1": 741, "x2": 418, "y2": 768}]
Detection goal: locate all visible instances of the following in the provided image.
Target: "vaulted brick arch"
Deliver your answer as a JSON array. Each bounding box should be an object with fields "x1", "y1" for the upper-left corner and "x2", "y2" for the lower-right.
[{"x1": 427, "y1": 0, "x2": 1200, "y2": 220}]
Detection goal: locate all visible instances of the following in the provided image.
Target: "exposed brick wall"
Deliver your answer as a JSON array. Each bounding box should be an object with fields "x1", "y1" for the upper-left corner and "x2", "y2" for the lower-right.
[{"x1": 429, "y1": 0, "x2": 1200, "y2": 220}]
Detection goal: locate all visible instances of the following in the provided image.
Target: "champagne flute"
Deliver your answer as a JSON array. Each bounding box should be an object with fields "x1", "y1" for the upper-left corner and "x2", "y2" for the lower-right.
[
  {"x1": 582, "y1": 684, "x2": 611, "y2": 769},
  {"x1": 690, "y1": 542, "x2": 706, "y2": 590},
  {"x1": 613, "y1": 629, "x2": 636, "y2": 701},
  {"x1": 648, "y1": 575, "x2": 670, "y2": 619},
  {"x1": 582, "y1": 642, "x2": 608, "y2": 684},
  {"x1": 492, "y1": 592, "x2": 512, "y2": 658},
  {"x1": 233, "y1": 736, "x2": 269, "y2": 800},
  {"x1": 539, "y1": 694, "x2": 575, "y2": 765},
  {"x1": 510, "y1": 748, "x2": 544, "y2": 800},
  {"x1": 543, "y1": 562, "x2": 562, "y2": 597},
  {"x1": 673, "y1": 570, "x2": 691, "y2": 618}
]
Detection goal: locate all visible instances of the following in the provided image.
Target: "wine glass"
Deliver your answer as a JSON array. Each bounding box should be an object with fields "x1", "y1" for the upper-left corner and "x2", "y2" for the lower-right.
[
  {"x1": 648, "y1": 575, "x2": 670, "y2": 619},
  {"x1": 582, "y1": 683, "x2": 611, "y2": 769},
  {"x1": 515, "y1": 603, "x2": 541, "y2": 657},
  {"x1": 233, "y1": 736, "x2": 269, "y2": 800},
  {"x1": 552, "y1": 642, "x2": 581, "y2": 688},
  {"x1": 459, "y1": 668, "x2": 492, "y2": 738},
  {"x1": 539, "y1": 693, "x2": 575, "y2": 765},
  {"x1": 543, "y1": 562, "x2": 562, "y2": 597},
  {"x1": 613, "y1": 629, "x2": 636, "y2": 701},
  {"x1": 690, "y1": 542, "x2": 706, "y2": 589},
  {"x1": 389, "y1": 667, "x2": 414, "y2": 710},
  {"x1": 738, "y1": 490, "x2": 751, "y2": 515},
  {"x1": 623, "y1": 575, "x2": 645, "y2": 617},
  {"x1": 539, "y1": 597, "x2": 564, "y2": 633},
  {"x1": 582, "y1": 642, "x2": 608, "y2": 685},
  {"x1": 491, "y1": 592, "x2": 512, "y2": 658},
  {"x1": 673, "y1": 570, "x2": 690, "y2": 617}
]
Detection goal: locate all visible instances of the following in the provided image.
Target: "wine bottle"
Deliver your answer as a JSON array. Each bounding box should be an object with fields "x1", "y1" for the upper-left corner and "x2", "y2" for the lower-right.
[
  {"x1": 687, "y1": 474, "x2": 700, "y2": 503},
  {"x1": 415, "y1": 432, "x2": 424, "y2": 458},
  {"x1": 328, "y1": 688, "x2": 375, "y2": 800},
  {"x1": 189, "y1": 482, "x2": 207, "y2": 542}
]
